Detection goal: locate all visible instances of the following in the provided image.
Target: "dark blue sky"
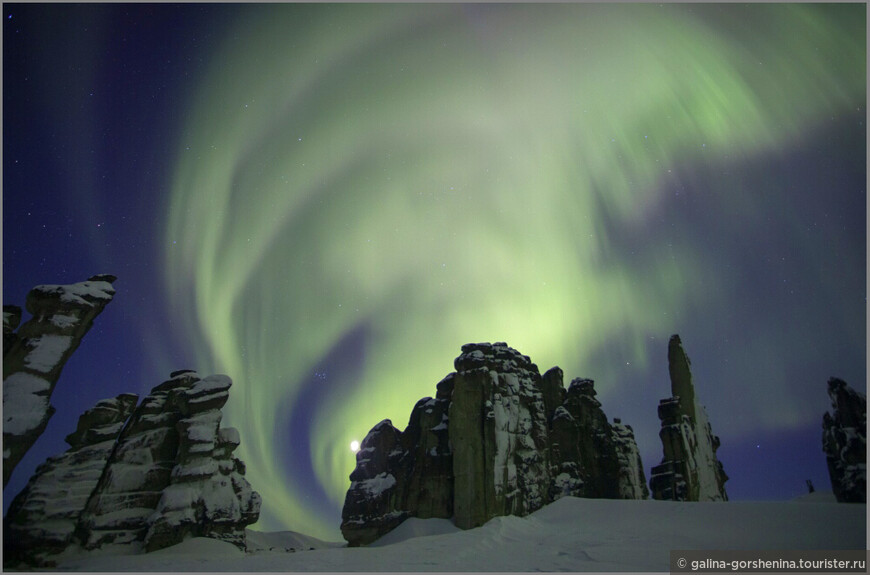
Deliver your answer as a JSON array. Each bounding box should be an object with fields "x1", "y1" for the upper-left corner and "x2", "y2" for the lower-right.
[
  {"x1": 3, "y1": 2, "x2": 237, "y2": 511},
  {"x1": 3, "y1": 3, "x2": 866, "y2": 539}
]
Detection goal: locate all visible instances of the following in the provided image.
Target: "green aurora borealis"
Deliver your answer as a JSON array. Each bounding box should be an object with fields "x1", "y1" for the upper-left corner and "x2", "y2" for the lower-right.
[{"x1": 162, "y1": 4, "x2": 865, "y2": 539}]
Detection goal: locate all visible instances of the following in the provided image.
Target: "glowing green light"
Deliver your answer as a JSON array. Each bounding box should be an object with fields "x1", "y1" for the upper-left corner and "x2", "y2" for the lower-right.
[{"x1": 163, "y1": 4, "x2": 864, "y2": 539}]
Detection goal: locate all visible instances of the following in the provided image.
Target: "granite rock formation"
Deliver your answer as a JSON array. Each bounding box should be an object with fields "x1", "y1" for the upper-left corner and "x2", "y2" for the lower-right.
[
  {"x1": 549, "y1": 378, "x2": 648, "y2": 501},
  {"x1": 3, "y1": 393, "x2": 139, "y2": 567},
  {"x1": 79, "y1": 370, "x2": 262, "y2": 552},
  {"x1": 3, "y1": 275, "x2": 116, "y2": 487},
  {"x1": 649, "y1": 335, "x2": 728, "y2": 501},
  {"x1": 448, "y1": 343, "x2": 552, "y2": 530},
  {"x1": 611, "y1": 419, "x2": 650, "y2": 500},
  {"x1": 142, "y1": 372, "x2": 262, "y2": 551},
  {"x1": 341, "y1": 342, "x2": 647, "y2": 546},
  {"x1": 3, "y1": 371, "x2": 260, "y2": 567},
  {"x1": 822, "y1": 377, "x2": 866, "y2": 503}
]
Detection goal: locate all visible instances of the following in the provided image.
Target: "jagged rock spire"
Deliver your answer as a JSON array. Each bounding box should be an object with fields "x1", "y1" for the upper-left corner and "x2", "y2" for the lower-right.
[{"x1": 650, "y1": 334, "x2": 728, "y2": 501}]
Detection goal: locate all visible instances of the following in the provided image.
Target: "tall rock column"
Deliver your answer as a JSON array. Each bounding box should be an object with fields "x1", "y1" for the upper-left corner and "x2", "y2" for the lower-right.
[
  {"x1": 649, "y1": 335, "x2": 728, "y2": 501},
  {"x1": 3, "y1": 275, "x2": 116, "y2": 487},
  {"x1": 449, "y1": 343, "x2": 551, "y2": 530},
  {"x1": 822, "y1": 377, "x2": 866, "y2": 503}
]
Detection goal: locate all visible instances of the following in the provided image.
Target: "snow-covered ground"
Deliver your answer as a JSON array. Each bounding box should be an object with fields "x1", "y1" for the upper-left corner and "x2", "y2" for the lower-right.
[{"x1": 51, "y1": 494, "x2": 865, "y2": 572}]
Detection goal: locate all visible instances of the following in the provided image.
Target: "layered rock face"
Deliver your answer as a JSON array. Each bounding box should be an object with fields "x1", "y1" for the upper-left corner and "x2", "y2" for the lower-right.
[
  {"x1": 549, "y1": 378, "x2": 648, "y2": 501},
  {"x1": 341, "y1": 342, "x2": 647, "y2": 546},
  {"x1": 448, "y1": 344, "x2": 552, "y2": 529},
  {"x1": 611, "y1": 419, "x2": 649, "y2": 500},
  {"x1": 141, "y1": 372, "x2": 262, "y2": 551},
  {"x1": 79, "y1": 370, "x2": 262, "y2": 552},
  {"x1": 3, "y1": 393, "x2": 139, "y2": 567},
  {"x1": 822, "y1": 378, "x2": 866, "y2": 503},
  {"x1": 3, "y1": 371, "x2": 261, "y2": 567},
  {"x1": 339, "y1": 385, "x2": 454, "y2": 546},
  {"x1": 3, "y1": 275, "x2": 116, "y2": 487},
  {"x1": 649, "y1": 335, "x2": 728, "y2": 501}
]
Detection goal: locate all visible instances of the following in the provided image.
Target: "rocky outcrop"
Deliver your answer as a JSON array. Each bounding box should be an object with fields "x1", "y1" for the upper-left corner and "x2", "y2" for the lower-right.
[
  {"x1": 340, "y1": 381, "x2": 455, "y2": 546},
  {"x1": 449, "y1": 344, "x2": 552, "y2": 530},
  {"x1": 549, "y1": 378, "x2": 648, "y2": 501},
  {"x1": 3, "y1": 275, "x2": 116, "y2": 487},
  {"x1": 611, "y1": 419, "x2": 649, "y2": 500},
  {"x1": 142, "y1": 373, "x2": 262, "y2": 551},
  {"x1": 339, "y1": 420, "x2": 413, "y2": 547},
  {"x1": 79, "y1": 370, "x2": 261, "y2": 552},
  {"x1": 341, "y1": 342, "x2": 647, "y2": 546},
  {"x1": 77, "y1": 370, "x2": 203, "y2": 549},
  {"x1": 3, "y1": 371, "x2": 261, "y2": 567},
  {"x1": 822, "y1": 377, "x2": 866, "y2": 503},
  {"x1": 3, "y1": 393, "x2": 139, "y2": 567},
  {"x1": 649, "y1": 335, "x2": 728, "y2": 501}
]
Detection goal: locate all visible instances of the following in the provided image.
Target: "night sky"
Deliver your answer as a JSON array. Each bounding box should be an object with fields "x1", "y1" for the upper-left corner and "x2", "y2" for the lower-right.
[{"x1": 3, "y1": 3, "x2": 866, "y2": 541}]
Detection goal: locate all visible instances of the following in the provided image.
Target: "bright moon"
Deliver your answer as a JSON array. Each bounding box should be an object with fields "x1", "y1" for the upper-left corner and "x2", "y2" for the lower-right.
[{"x1": 350, "y1": 440, "x2": 360, "y2": 453}]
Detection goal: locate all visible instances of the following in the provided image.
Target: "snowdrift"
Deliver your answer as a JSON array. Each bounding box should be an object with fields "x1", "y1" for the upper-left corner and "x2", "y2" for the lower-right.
[{"x1": 53, "y1": 495, "x2": 865, "y2": 571}]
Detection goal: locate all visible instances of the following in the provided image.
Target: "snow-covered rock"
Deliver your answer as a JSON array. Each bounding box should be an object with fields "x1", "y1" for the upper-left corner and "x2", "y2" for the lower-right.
[
  {"x1": 3, "y1": 393, "x2": 139, "y2": 568},
  {"x1": 611, "y1": 419, "x2": 649, "y2": 499},
  {"x1": 3, "y1": 371, "x2": 261, "y2": 567},
  {"x1": 341, "y1": 342, "x2": 647, "y2": 546},
  {"x1": 549, "y1": 377, "x2": 649, "y2": 501},
  {"x1": 3, "y1": 275, "x2": 117, "y2": 487},
  {"x1": 822, "y1": 377, "x2": 866, "y2": 503},
  {"x1": 143, "y1": 374, "x2": 261, "y2": 552},
  {"x1": 449, "y1": 343, "x2": 552, "y2": 530},
  {"x1": 79, "y1": 371, "x2": 261, "y2": 553},
  {"x1": 340, "y1": 419, "x2": 412, "y2": 546},
  {"x1": 649, "y1": 334, "x2": 728, "y2": 501}
]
